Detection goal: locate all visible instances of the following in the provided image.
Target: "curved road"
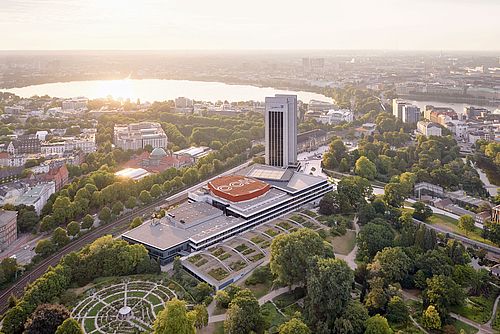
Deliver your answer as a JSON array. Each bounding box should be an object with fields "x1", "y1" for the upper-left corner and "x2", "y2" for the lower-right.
[{"x1": 0, "y1": 160, "x2": 252, "y2": 315}]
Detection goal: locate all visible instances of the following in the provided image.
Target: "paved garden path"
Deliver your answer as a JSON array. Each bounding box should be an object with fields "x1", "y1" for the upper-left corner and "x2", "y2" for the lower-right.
[
  {"x1": 208, "y1": 285, "x2": 295, "y2": 324},
  {"x1": 485, "y1": 293, "x2": 500, "y2": 327},
  {"x1": 401, "y1": 290, "x2": 496, "y2": 334}
]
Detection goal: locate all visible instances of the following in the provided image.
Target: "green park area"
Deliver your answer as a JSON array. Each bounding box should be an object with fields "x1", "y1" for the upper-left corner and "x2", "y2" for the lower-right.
[
  {"x1": 404, "y1": 206, "x2": 493, "y2": 246},
  {"x1": 407, "y1": 300, "x2": 480, "y2": 334},
  {"x1": 330, "y1": 229, "x2": 357, "y2": 255},
  {"x1": 428, "y1": 213, "x2": 494, "y2": 246}
]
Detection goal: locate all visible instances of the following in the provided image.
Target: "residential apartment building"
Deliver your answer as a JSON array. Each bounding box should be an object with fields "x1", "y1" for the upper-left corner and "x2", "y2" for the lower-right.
[
  {"x1": 63, "y1": 135, "x2": 97, "y2": 153},
  {"x1": 41, "y1": 134, "x2": 97, "y2": 156},
  {"x1": 7, "y1": 136, "x2": 41, "y2": 155},
  {"x1": 114, "y1": 122, "x2": 168, "y2": 151},
  {"x1": 392, "y1": 99, "x2": 408, "y2": 119},
  {"x1": 61, "y1": 97, "x2": 88, "y2": 111},
  {"x1": 465, "y1": 106, "x2": 490, "y2": 120},
  {"x1": 468, "y1": 130, "x2": 495, "y2": 144},
  {"x1": 402, "y1": 104, "x2": 421, "y2": 124},
  {"x1": 0, "y1": 210, "x2": 17, "y2": 251},
  {"x1": 492, "y1": 205, "x2": 500, "y2": 224},
  {"x1": 444, "y1": 121, "x2": 468, "y2": 139},
  {"x1": 15, "y1": 182, "x2": 55, "y2": 215},
  {"x1": 4, "y1": 106, "x2": 24, "y2": 115},
  {"x1": 41, "y1": 142, "x2": 65, "y2": 156},
  {"x1": 44, "y1": 165, "x2": 69, "y2": 191},
  {"x1": 417, "y1": 121, "x2": 442, "y2": 137},
  {"x1": 0, "y1": 153, "x2": 27, "y2": 168},
  {"x1": 175, "y1": 97, "x2": 193, "y2": 108},
  {"x1": 424, "y1": 105, "x2": 457, "y2": 121}
]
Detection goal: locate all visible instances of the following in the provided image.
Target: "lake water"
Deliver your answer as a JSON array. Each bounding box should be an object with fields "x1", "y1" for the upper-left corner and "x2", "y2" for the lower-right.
[
  {"x1": 406, "y1": 99, "x2": 496, "y2": 115},
  {"x1": 2, "y1": 79, "x2": 332, "y2": 103}
]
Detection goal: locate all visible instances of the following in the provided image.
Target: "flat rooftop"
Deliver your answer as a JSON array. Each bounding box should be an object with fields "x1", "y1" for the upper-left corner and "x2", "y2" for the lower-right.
[
  {"x1": 123, "y1": 202, "x2": 245, "y2": 250},
  {"x1": 0, "y1": 210, "x2": 17, "y2": 227},
  {"x1": 167, "y1": 202, "x2": 222, "y2": 227},
  {"x1": 115, "y1": 168, "x2": 151, "y2": 180},
  {"x1": 216, "y1": 188, "x2": 290, "y2": 216},
  {"x1": 124, "y1": 222, "x2": 190, "y2": 250}
]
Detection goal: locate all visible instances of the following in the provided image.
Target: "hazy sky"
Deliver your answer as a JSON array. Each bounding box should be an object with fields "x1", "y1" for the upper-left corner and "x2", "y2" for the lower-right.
[{"x1": 1, "y1": 0, "x2": 499, "y2": 51}]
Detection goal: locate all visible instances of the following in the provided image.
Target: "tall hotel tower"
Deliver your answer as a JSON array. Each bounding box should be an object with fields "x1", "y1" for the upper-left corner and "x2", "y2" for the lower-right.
[{"x1": 264, "y1": 94, "x2": 298, "y2": 168}]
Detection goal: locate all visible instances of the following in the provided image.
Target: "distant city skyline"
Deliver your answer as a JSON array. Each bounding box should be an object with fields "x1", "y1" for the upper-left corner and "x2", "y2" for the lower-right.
[{"x1": 1, "y1": 0, "x2": 499, "y2": 51}]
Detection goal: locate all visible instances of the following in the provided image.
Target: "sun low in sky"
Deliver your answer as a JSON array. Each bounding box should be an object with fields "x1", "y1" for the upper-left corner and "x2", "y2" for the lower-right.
[{"x1": 1, "y1": 0, "x2": 499, "y2": 51}]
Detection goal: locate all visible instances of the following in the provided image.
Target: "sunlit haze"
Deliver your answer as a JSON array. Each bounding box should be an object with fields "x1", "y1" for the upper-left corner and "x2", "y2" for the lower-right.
[{"x1": 1, "y1": 0, "x2": 499, "y2": 51}]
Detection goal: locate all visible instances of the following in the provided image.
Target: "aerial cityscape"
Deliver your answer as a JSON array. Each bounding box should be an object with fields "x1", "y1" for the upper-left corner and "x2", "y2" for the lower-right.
[{"x1": 0, "y1": 1, "x2": 499, "y2": 334}]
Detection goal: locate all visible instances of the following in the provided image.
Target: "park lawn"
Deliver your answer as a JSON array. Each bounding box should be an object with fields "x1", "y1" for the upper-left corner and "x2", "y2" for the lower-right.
[
  {"x1": 402, "y1": 207, "x2": 414, "y2": 215},
  {"x1": 428, "y1": 213, "x2": 494, "y2": 245},
  {"x1": 145, "y1": 293, "x2": 162, "y2": 306},
  {"x1": 451, "y1": 319, "x2": 479, "y2": 334},
  {"x1": 103, "y1": 292, "x2": 125, "y2": 303},
  {"x1": 273, "y1": 288, "x2": 306, "y2": 310},
  {"x1": 198, "y1": 321, "x2": 224, "y2": 334},
  {"x1": 127, "y1": 291, "x2": 146, "y2": 298},
  {"x1": 154, "y1": 304, "x2": 164, "y2": 315},
  {"x1": 84, "y1": 318, "x2": 96, "y2": 333},
  {"x1": 261, "y1": 302, "x2": 286, "y2": 332},
  {"x1": 301, "y1": 209, "x2": 318, "y2": 218},
  {"x1": 214, "y1": 322, "x2": 224, "y2": 334},
  {"x1": 451, "y1": 294, "x2": 496, "y2": 324},
  {"x1": 244, "y1": 281, "x2": 273, "y2": 299},
  {"x1": 390, "y1": 322, "x2": 422, "y2": 334},
  {"x1": 87, "y1": 303, "x2": 105, "y2": 316},
  {"x1": 331, "y1": 230, "x2": 356, "y2": 255}
]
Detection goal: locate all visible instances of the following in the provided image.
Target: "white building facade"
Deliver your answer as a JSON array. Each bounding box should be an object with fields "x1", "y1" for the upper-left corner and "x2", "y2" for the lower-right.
[
  {"x1": 114, "y1": 122, "x2": 168, "y2": 151},
  {"x1": 15, "y1": 182, "x2": 55, "y2": 214},
  {"x1": 417, "y1": 121, "x2": 442, "y2": 137}
]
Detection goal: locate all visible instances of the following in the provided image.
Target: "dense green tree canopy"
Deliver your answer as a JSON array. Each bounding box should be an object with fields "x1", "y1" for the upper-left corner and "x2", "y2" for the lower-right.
[
  {"x1": 305, "y1": 258, "x2": 354, "y2": 332},
  {"x1": 55, "y1": 318, "x2": 84, "y2": 334},
  {"x1": 279, "y1": 318, "x2": 311, "y2": 334},
  {"x1": 334, "y1": 300, "x2": 369, "y2": 334},
  {"x1": 364, "y1": 314, "x2": 393, "y2": 334},
  {"x1": 368, "y1": 247, "x2": 412, "y2": 284},
  {"x1": 270, "y1": 228, "x2": 332, "y2": 286},
  {"x1": 24, "y1": 304, "x2": 70, "y2": 334},
  {"x1": 153, "y1": 299, "x2": 195, "y2": 334},
  {"x1": 224, "y1": 289, "x2": 263, "y2": 334},
  {"x1": 355, "y1": 156, "x2": 377, "y2": 180},
  {"x1": 357, "y1": 222, "x2": 394, "y2": 259}
]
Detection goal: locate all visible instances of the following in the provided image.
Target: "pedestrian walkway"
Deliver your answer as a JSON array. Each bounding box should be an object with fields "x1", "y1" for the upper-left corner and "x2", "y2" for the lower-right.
[
  {"x1": 208, "y1": 285, "x2": 295, "y2": 324},
  {"x1": 401, "y1": 290, "x2": 496, "y2": 334}
]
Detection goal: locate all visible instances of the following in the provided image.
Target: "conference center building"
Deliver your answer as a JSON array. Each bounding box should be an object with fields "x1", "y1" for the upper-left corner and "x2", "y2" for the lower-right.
[{"x1": 122, "y1": 164, "x2": 332, "y2": 265}]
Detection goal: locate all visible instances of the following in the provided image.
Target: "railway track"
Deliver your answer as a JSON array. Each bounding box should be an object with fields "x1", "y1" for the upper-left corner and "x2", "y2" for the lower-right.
[
  {"x1": 0, "y1": 192, "x2": 187, "y2": 314},
  {"x1": 0, "y1": 158, "x2": 253, "y2": 315}
]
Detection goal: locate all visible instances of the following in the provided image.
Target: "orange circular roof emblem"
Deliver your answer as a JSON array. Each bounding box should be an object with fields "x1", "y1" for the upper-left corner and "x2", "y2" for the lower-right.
[{"x1": 207, "y1": 175, "x2": 270, "y2": 202}]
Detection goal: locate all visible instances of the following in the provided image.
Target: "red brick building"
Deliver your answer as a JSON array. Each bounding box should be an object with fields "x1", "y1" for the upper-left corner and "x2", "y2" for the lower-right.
[
  {"x1": 122, "y1": 149, "x2": 193, "y2": 173},
  {"x1": 46, "y1": 165, "x2": 69, "y2": 191}
]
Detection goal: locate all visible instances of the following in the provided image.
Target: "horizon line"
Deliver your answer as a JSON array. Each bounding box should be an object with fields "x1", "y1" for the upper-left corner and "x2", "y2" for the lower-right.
[{"x1": 0, "y1": 49, "x2": 499, "y2": 53}]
